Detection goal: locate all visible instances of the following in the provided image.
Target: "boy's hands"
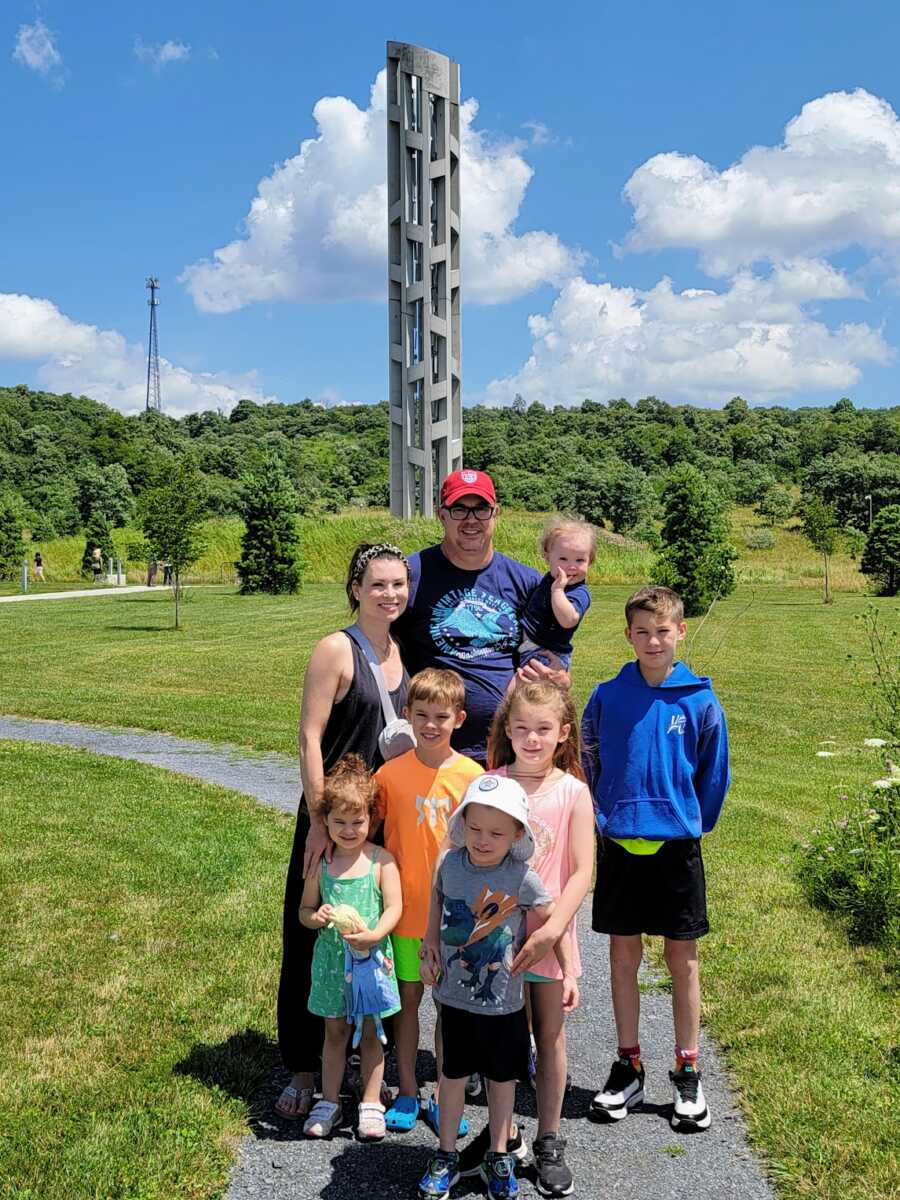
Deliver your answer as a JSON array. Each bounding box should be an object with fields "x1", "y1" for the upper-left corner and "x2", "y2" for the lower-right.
[
  {"x1": 419, "y1": 941, "x2": 441, "y2": 985},
  {"x1": 561, "y1": 975, "x2": 580, "y2": 1013}
]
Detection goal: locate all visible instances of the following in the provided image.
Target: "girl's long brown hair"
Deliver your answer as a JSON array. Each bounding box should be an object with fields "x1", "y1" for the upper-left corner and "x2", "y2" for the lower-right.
[
  {"x1": 487, "y1": 680, "x2": 585, "y2": 781},
  {"x1": 320, "y1": 753, "x2": 379, "y2": 819}
]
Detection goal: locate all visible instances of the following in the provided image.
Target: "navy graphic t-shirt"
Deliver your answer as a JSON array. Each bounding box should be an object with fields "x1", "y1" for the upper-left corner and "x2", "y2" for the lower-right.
[{"x1": 395, "y1": 545, "x2": 541, "y2": 760}]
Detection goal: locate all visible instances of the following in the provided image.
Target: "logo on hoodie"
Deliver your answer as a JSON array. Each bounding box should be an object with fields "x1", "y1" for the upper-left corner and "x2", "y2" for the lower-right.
[{"x1": 667, "y1": 713, "x2": 687, "y2": 736}]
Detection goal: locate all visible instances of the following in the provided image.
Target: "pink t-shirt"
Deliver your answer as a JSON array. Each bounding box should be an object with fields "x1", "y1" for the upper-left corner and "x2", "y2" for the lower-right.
[{"x1": 492, "y1": 767, "x2": 588, "y2": 980}]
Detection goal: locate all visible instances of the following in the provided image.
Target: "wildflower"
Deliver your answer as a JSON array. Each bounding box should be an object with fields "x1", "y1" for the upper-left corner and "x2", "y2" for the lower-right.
[
  {"x1": 836, "y1": 818, "x2": 849, "y2": 829},
  {"x1": 864, "y1": 738, "x2": 888, "y2": 748},
  {"x1": 872, "y1": 780, "x2": 896, "y2": 790},
  {"x1": 816, "y1": 751, "x2": 835, "y2": 758},
  {"x1": 849, "y1": 848, "x2": 864, "y2": 855},
  {"x1": 826, "y1": 846, "x2": 835, "y2": 853}
]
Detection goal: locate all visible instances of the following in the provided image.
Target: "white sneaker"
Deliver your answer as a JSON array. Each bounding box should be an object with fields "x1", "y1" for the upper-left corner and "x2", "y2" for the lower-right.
[
  {"x1": 303, "y1": 1099, "x2": 342, "y2": 1138},
  {"x1": 590, "y1": 1056, "x2": 645, "y2": 1121},
  {"x1": 670, "y1": 1065, "x2": 711, "y2": 1131}
]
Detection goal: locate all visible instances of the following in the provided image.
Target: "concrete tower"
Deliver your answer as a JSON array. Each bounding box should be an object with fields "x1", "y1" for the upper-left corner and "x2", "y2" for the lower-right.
[{"x1": 387, "y1": 41, "x2": 462, "y2": 518}]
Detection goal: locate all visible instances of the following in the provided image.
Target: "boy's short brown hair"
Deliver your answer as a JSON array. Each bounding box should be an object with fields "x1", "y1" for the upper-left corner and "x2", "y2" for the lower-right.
[
  {"x1": 625, "y1": 585, "x2": 684, "y2": 626},
  {"x1": 407, "y1": 667, "x2": 466, "y2": 713}
]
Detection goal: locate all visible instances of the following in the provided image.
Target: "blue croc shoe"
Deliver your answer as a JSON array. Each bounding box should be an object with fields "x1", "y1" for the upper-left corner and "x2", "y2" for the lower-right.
[
  {"x1": 424, "y1": 1095, "x2": 469, "y2": 1139},
  {"x1": 385, "y1": 1094, "x2": 419, "y2": 1132}
]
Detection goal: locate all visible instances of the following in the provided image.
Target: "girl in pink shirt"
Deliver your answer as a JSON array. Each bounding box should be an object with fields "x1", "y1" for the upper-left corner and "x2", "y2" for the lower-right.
[{"x1": 486, "y1": 680, "x2": 594, "y2": 1198}]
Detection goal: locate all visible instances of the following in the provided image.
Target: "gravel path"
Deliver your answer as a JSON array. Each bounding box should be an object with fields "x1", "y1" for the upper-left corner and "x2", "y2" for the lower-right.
[
  {"x1": 0, "y1": 584, "x2": 167, "y2": 602},
  {"x1": 2, "y1": 714, "x2": 773, "y2": 1200}
]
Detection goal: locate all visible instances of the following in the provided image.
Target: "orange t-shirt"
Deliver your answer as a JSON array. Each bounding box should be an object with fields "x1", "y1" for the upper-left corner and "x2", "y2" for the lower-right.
[{"x1": 376, "y1": 749, "x2": 483, "y2": 938}]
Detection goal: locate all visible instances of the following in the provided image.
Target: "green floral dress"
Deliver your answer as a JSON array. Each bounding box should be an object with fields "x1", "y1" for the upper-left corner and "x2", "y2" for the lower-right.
[{"x1": 307, "y1": 857, "x2": 401, "y2": 1020}]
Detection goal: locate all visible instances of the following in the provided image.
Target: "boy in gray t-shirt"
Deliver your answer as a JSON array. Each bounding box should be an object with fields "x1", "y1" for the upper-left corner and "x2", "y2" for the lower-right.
[{"x1": 419, "y1": 774, "x2": 572, "y2": 1200}]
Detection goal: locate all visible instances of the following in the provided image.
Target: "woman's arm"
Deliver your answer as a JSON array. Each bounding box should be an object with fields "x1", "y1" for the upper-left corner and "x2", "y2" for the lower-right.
[
  {"x1": 299, "y1": 633, "x2": 353, "y2": 877},
  {"x1": 511, "y1": 786, "x2": 594, "y2": 974}
]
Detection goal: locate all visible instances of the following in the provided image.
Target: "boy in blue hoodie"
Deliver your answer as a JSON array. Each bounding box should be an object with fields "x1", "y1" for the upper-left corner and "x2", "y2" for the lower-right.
[{"x1": 581, "y1": 586, "x2": 729, "y2": 1134}]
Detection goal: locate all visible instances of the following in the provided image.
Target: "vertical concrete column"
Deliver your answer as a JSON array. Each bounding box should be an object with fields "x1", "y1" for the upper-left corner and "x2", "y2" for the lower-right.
[{"x1": 387, "y1": 41, "x2": 463, "y2": 518}]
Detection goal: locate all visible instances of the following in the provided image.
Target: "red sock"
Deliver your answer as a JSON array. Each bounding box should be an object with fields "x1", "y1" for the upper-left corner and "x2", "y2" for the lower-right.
[
  {"x1": 675, "y1": 1045, "x2": 699, "y2": 1071},
  {"x1": 618, "y1": 1044, "x2": 641, "y2": 1068}
]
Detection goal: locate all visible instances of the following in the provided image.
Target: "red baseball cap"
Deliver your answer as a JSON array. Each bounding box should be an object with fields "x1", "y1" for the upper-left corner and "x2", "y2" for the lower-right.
[{"x1": 440, "y1": 468, "x2": 497, "y2": 508}]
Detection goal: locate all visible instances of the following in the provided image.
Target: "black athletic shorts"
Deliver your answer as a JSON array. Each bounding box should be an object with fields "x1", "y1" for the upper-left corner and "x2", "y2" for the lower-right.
[
  {"x1": 592, "y1": 835, "x2": 709, "y2": 940},
  {"x1": 440, "y1": 1003, "x2": 530, "y2": 1083}
]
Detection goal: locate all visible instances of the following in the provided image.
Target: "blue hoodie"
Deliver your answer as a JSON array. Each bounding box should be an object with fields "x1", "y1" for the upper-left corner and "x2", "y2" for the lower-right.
[{"x1": 581, "y1": 661, "x2": 730, "y2": 841}]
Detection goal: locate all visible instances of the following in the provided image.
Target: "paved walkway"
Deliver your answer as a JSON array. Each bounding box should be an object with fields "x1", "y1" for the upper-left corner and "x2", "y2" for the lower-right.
[
  {"x1": 0, "y1": 715, "x2": 773, "y2": 1200},
  {"x1": 0, "y1": 584, "x2": 169, "y2": 603}
]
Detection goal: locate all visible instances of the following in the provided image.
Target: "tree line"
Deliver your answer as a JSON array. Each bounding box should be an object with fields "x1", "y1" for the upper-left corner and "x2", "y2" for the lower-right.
[{"x1": 2, "y1": 384, "x2": 900, "y2": 599}]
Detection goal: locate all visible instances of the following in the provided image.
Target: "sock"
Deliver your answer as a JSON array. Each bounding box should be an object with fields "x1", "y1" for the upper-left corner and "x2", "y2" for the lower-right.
[
  {"x1": 618, "y1": 1044, "x2": 641, "y2": 1069},
  {"x1": 675, "y1": 1045, "x2": 699, "y2": 1072}
]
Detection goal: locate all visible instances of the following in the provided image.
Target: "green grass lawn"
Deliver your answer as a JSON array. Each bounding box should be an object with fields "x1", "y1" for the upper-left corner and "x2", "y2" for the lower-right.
[
  {"x1": 0, "y1": 741, "x2": 292, "y2": 1200},
  {"x1": 2, "y1": 583, "x2": 898, "y2": 1198}
]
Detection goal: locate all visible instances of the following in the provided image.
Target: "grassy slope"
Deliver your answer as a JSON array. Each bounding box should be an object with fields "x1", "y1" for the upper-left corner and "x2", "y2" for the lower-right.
[
  {"x1": 7, "y1": 505, "x2": 869, "y2": 592},
  {"x1": 1, "y1": 585, "x2": 897, "y2": 1197},
  {"x1": 0, "y1": 741, "x2": 292, "y2": 1200}
]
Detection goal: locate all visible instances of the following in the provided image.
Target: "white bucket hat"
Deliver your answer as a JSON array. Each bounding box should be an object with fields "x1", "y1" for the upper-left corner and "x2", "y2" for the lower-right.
[{"x1": 447, "y1": 774, "x2": 535, "y2": 861}]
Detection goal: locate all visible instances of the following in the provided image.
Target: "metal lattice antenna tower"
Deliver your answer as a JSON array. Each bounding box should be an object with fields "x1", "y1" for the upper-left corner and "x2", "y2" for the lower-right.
[{"x1": 145, "y1": 276, "x2": 162, "y2": 412}]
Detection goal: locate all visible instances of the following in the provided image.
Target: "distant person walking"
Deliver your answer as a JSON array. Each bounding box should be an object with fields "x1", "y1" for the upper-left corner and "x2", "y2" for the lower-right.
[
  {"x1": 147, "y1": 558, "x2": 158, "y2": 587},
  {"x1": 33, "y1": 551, "x2": 44, "y2": 582},
  {"x1": 162, "y1": 562, "x2": 173, "y2": 586},
  {"x1": 91, "y1": 546, "x2": 103, "y2": 585}
]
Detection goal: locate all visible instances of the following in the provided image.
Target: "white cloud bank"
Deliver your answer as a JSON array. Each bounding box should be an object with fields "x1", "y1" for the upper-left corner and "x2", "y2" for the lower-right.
[
  {"x1": 485, "y1": 88, "x2": 899, "y2": 406},
  {"x1": 180, "y1": 71, "x2": 584, "y2": 312},
  {"x1": 13, "y1": 19, "x2": 63, "y2": 83},
  {"x1": 0, "y1": 293, "x2": 272, "y2": 417}
]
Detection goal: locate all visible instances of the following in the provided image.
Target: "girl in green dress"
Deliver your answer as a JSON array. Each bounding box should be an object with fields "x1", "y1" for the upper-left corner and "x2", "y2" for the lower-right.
[{"x1": 299, "y1": 756, "x2": 402, "y2": 1140}]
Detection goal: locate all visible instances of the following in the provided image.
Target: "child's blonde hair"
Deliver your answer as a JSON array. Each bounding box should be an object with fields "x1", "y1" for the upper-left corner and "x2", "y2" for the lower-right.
[
  {"x1": 407, "y1": 668, "x2": 466, "y2": 713},
  {"x1": 540, "y1": 516, "x2": 598, "y2": 564},
  {"x1": 320, "y1": 754, "x2": 378, "y2": 820},
  {"x1": 487, "y1": 680, "x2": 585, "y2": 781}
]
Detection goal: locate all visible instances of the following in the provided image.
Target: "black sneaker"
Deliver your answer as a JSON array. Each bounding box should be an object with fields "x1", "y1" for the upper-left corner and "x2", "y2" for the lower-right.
[
  {"x1": 669, "y1": 1064, "x2": 711, "y2": 1131},
  {"x1": 533, "y1": 1132, "x2": 574, "y2": 1197},
  {"x1": 590, "y1": 1055, "x2": 645, "y2": 1121},
  {"x1": 458, "y1": 1123, "x2": 528, "y2": 1177}
]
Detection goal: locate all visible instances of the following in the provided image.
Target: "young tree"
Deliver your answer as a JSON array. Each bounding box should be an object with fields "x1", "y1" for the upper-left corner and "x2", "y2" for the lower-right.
[
  {"x1": 236, "y1": 456, "x2": 302, "y2": 594},
  {"x1": 800, "y1": 494, "x2": 840, "y2": 604},
  {"x1": 861, "y1": 504, "x2": 900, "y2": 596},
  {"x1": 139, "y1": 459, "x2": 208, "y2": 628},
  {"x1": 755, "y1": 484, "x2": 794, "y2": 528},
  {"x1": 81, "y1": 513, "x2": 115, "y2": 578},
  {"x1": 652, "y1": 465, "x2": 736, "y2": 616},
  {"x1": 0, "y1": 493, "x2": 25, "y2": 581}
]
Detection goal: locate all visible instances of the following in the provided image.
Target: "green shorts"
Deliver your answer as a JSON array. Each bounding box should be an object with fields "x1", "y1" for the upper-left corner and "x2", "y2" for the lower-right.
[
  {"x1": 391, "y1": 934, "x2": 423, "y2": 983},
  {"x1": 524, "y1": 971, "x2": 555, "y2": 984}
]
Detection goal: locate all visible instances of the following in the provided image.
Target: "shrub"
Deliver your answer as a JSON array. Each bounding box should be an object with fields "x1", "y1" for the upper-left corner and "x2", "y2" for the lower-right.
[
  {"x1": 796, "y1": 785, "x2": 900, "y2": 959},
  {"x1": 0, "y1": 492, "x2": 25, "y2": 581},
  {"x1": 744, "y1": 526, "x2": 776, "y2": 550},
  {"x1": 861, "y1": 503, "x2": 900, "y2": 595},
  {"x1": 652, "y1": 465, "x2": 736, "y2": 616},
  {"x1": 236, "y1": 456, "x2": 302, "y2": 595}
]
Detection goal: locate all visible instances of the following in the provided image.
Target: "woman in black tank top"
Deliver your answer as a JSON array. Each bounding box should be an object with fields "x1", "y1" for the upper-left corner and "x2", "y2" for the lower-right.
[{"x1": 275, "y1": 544, "x2": 410, "y2": 1120}]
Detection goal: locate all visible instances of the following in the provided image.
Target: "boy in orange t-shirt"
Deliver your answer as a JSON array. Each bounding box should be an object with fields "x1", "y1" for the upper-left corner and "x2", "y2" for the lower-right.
[{"x1": 375, "y1": 668, "x2": 483, "y2": 1134}]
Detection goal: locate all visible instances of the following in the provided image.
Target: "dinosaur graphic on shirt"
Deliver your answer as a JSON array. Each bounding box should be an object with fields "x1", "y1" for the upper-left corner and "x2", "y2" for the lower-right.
[{"x1": 440, "y1": 885, "x2": 518, "y2": 1005}]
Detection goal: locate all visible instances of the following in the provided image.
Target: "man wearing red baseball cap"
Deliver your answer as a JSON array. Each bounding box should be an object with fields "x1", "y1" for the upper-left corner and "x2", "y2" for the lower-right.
[{"x1": 394, "y1": 468, "x2": 566, "y2": 763}]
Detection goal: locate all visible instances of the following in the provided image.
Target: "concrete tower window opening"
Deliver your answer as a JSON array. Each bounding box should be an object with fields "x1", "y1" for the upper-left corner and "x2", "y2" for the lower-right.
[
  {"x1": 406, "y1": 147, "x2": 422, "y2": 225},
  {"x1": 431, "y1": 332, "x2": 441, "y2": 384},
  {"x1": 410, "y1": 379, "x2": 425, "y2": 448},
  {"x1": 405, "y1": 74, "x2": 422, "y2": 133},
  {"x1": 430, "y1": 261, "x2": 445, "y2": 317},
  {"x1": 430, "y1": 176, "x2": 445, "y2": 247},
  {"x1": 407, "y1": 239, "x2": 423, "y2": 285},
  {"x1": 432, "y1": 394, "x2": 446, "y2": 423},
  {"x1": 429, "y1": 94, "x2": 445, "y2": 161},
  {"x1": 407, "y1": 298, "x2": 423, "y2": 366}
]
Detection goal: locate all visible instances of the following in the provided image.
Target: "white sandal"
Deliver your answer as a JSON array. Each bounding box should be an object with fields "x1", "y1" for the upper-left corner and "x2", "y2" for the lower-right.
[
  {"x1": 357, "y1": 1102, "x2": 386, "y2": 1141},
  {"x1": 303, "y1": 1100, "x2": 342, "y2": 1138},
  {"x1": 274, "y1": 1084, "x2": 314, "y2": 1121}
]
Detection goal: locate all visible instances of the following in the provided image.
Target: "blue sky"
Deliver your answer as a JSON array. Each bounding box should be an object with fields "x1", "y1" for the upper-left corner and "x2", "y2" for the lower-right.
[{"x1": 4, "y1": 0, "x2": 900, "y2": 415}]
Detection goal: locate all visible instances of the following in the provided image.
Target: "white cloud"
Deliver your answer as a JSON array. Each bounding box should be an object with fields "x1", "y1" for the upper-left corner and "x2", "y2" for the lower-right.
[
  {"x1": 0, "y1": 293, "x2": 272, "y2": 417},
  {"x1": 134, "y1": 37, "x2": 191, "y2": 70},
  {"x1": 482, "y1": 264, "x2": 890, "y2": 408},
  {"x1": 13, "y1": 19, "x2": 63, "y2": 83},
  {"x1": 623, "y1": 88, "x2": 900, "y2": 276},
  {"x1": 523, "y1": 121, "x2": 552, "y2": 146},
  {"x1": 180, "y1": 71, "x2": 584, "y2": 313}
]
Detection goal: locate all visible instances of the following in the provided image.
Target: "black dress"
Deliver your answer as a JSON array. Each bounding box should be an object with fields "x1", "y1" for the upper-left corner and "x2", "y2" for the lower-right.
[{"x1": 277, "y1": 631, "x2": 409, "y2": 1074}]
